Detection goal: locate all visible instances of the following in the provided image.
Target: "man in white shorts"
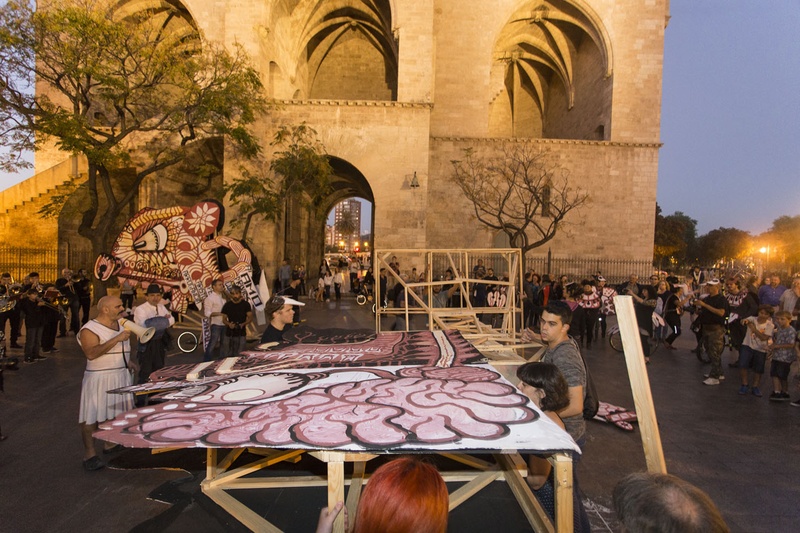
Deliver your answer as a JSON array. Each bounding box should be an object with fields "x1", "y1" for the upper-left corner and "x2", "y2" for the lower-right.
[{"x1": 77, "y1": 296, "x2": 137, "y2": 471}]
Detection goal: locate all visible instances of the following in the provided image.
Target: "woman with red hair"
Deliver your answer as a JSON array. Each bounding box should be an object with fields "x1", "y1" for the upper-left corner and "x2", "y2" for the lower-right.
[{"x1": 317, "y1": 457, "x2": 449, "y2": 533}]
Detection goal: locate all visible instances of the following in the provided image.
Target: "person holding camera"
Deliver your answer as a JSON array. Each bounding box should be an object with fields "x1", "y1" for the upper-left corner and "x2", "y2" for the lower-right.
[{"x1": 694, "y1": 280, "x2": 729, "y2": 385}]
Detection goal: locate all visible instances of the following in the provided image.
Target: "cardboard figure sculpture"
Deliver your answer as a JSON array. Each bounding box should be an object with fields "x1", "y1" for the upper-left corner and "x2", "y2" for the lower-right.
[{"x1": 94, "y1": 201, "x2": 264, "y2": 314}]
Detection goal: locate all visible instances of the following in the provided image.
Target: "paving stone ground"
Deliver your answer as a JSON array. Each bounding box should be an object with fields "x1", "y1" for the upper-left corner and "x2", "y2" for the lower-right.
[{"x1": 1, "y1": 294, "x2": 798, "y2": 532}]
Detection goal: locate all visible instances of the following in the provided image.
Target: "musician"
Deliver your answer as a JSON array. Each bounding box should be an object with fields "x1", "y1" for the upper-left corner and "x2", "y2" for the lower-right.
[
  {"x1": 0, "y1": 273, "x2": 22, "y2": 349},
  {"x1": 61, "y1": 274, "x2": 82, "y2": 334},
  {"x1": 75, "y1": 269, "x2": 92, "y2": 326},
  {"x1": 77, "y1": 296, "x2": 137, "y2": 471},
  {"x1": 39, "y1": 284, "x2": 62, "y2": 354},
  {"x1": 54, "y1": 268, "x2": 73, "y2": 337},
  {"x1": 17, "y1": 289, "x2": 47, "y2": 363},
  {"x1": 133, "y1": 284, "x2": 174, "y2": 384},
  {"x1": 22, "y1": 271, "x2": 43, "y2": 293}
]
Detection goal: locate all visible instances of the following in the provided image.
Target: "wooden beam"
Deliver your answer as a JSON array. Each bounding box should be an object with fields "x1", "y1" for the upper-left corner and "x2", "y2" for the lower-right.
[
  {"x1": 614, "y1": 295, "x2": 668, "y2": 474},
  {"x1": 552, "y1": 452, "x2": 574, "y2": 533},
  {"x1": 448, "y1": 470, "x2": 502, "y2": 510},
  {"x1": 496, "y1": 453, "x2": 555, "y2": 533},
  {"x1": 202, "y1": 486, "x2": 283, "y2": 533}
]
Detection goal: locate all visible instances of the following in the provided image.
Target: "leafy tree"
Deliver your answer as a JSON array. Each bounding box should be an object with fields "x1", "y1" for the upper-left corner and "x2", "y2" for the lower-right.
[
  {"x1": 335, "y1": 209, "x2": 358, "y2": 250},
  {"x1": 695, "y1": 227, "x2": 752, "y2": 267},
  {"x1": 654, "y1": 204, "x2": 698, "y2": 266},
  {"x1": 0, "y1": 0, "x2": 266, "y2": 297},
  {"x1": 765, "y1": 215, "x2": 800, "y2": 265},
  {"x1": 450, "y1": 144, "x2": 588, "y2": 262},
  {"x1": 224, "y1": 123, "x2": 333, "y2": 245}
]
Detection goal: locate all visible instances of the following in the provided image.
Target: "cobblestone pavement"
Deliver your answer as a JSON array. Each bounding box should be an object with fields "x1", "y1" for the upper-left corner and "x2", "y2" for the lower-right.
[{"x1": 0, "y1": 295, "x2": 797, "y2": 532}]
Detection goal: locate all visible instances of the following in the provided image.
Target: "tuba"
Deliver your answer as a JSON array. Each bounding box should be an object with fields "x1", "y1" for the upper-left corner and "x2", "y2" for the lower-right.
[{"x1": 0, "y1": 285, "x2": 14, "y2": 313}]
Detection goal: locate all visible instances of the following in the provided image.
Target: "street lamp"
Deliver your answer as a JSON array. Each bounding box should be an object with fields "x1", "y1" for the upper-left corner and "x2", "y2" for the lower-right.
[{"x1": 759, "y1": 246, "x2": 770, "y2": 271}]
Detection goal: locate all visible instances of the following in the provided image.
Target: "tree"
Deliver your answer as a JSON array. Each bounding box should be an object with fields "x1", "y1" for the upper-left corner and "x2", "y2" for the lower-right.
[
  {"x1": 695, "y1": 227, "x2": 752, "y2": 267},
  {"x1": 224, "y1": 123, "x2": 333, "y2": 246},
  {"x1": 335, "y1": 209, "x2": 358, "y2": 250},
  {"x1": 450, "y1": 144, "x2": 588, "y2": 261},
  {"x1": 765, "y1": 215, "x2": 800, "y2": 265},
  {"x1": 654, "y1": 204, "x2": 698, "y2": 267},
  {"x1": 0, "y1": 0, "x2": 267, "y2": 297}
]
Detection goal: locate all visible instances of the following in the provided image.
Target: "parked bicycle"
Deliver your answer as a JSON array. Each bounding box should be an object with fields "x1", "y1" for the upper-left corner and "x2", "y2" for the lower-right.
[{"x1": 608, "y1": 312, "x2": 665, "y2": 357}]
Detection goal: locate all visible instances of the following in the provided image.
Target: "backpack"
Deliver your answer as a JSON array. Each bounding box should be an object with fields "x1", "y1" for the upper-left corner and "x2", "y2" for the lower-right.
[{"x1": 579, "y1": 350, "x2": 600, "y2": 420}]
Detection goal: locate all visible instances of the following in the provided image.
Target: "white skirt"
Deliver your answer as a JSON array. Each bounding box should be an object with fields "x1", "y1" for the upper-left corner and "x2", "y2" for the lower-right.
[{"x1": 78, "y1": 368, "x2": 134, "y2": 425}]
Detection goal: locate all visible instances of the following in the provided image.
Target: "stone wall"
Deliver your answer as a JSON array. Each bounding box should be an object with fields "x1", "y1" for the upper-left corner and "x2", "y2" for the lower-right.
[{"x1": 4, "y1": 0, "x2": 668, "y2": 281}]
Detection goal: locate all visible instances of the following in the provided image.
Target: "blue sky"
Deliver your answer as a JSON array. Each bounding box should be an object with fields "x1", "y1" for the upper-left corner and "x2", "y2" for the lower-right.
[
  {"x1": 657, "y1": 0, "x2": 800, "y2": 235},
  {"x1": 3, "y1": 0, "x2": 798, "y2": 237}
]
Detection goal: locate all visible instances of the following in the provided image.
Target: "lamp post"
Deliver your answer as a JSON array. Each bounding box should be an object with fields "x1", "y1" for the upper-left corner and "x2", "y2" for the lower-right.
[{"x1": 759, "y1": 246, "x2": 770, "y2": 272}]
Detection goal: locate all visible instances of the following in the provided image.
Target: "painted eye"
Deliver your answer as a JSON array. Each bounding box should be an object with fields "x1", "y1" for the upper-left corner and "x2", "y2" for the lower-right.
[{"x1": 133, "y1": 224, "x2": 168, "y2": 251}]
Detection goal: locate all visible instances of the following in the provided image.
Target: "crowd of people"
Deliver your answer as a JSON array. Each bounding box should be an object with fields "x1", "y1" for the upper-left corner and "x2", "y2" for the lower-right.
[{"x1": 3, "y1": 257, "x2": 791, "y2": 530}]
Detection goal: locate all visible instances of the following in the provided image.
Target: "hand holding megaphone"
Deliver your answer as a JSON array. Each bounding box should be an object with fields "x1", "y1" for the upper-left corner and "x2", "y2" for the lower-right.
[{"x1": 119, "y1": 318, "x2": 156, "y2": 343}]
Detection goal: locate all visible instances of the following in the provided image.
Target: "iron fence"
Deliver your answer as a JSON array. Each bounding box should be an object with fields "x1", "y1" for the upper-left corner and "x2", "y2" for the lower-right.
[{"x1": 0, "y1": 247, "x2": 94, "y2": 283}]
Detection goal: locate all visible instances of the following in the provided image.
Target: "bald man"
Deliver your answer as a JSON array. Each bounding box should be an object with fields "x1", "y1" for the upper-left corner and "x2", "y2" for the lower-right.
[{"x1": 77, "y1": 296, "x2": 138, "y2": 471}]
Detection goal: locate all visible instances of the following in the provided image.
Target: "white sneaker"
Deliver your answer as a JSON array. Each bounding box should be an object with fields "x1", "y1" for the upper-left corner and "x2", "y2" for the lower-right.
[
  {"x1": 703, "y1": 373, "x2": 725, "y2": 381},
  {"x1": 703, "y1": 377, "x2": 720, "y2": 385}
]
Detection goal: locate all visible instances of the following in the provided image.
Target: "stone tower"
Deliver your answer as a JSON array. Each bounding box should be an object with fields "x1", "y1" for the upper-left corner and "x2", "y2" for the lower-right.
[{"x1": 1, "y1": 0, "x2": 669, "y2": 277}]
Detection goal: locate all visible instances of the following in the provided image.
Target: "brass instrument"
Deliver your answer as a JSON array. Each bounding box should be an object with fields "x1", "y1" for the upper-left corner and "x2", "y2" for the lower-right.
[
  {"x1": 39, "y1": 288, "x2": 71, "y2": 312},
  {"x1": 0, "y1": 285, "x2": 15, "y2": 313}
]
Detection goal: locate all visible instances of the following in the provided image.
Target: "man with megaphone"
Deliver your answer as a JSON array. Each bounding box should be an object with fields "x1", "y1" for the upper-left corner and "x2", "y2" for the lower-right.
[{"x1": 77, "y1": 296, "x2": 139, "y2": 471}]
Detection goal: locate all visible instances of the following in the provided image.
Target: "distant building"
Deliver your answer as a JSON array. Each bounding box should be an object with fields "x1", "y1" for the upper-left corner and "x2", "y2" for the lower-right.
[{"x1": 333, "y1": 199, "x2": 361, "y2": 251}]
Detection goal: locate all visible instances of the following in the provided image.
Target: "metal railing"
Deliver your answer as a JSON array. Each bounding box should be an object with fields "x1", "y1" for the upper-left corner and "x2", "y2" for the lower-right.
[{"x1": 0, "y1": 247, "x2": 94, "y2": 282}]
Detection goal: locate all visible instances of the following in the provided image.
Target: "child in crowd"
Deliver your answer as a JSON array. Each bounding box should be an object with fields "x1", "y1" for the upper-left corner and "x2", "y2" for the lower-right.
[
  {"x1": 768, "y1": 310, "x2": 797, "y2": 401},
  {"x1": 738, "y1": 305, "x2": 774, "y2": 397}
]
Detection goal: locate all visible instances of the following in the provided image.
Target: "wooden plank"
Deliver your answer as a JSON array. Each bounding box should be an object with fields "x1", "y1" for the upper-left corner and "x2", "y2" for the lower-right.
[
  {"x1": 496, "y1": 453, "x2": 555, "y2": 533},
  {"x1": 613, "y1": 295, "x2": 668, "y2": 474},
  {"x1": 346, "y1": 461, "x2": 367, "y2": 524},
  {"x1": 206, "y1": 449, "x2": 305, "y2": 488},
  {"x1": 202, "y1": 486, "x2": 283, "y2": 533},
  {"x1": 327, "y1": 459, "x2": 346, "y2": 533},
  {"x1": 552, "y1": 452, "x2": 574, "y2": 533},
  {"x1": 448, "y1": 470, "x2": 502, "y2": 510},
  {"x1": 150, "y1": 447, "x2": 182, "y2": 455},
  {"x1": 439, "y1": 453, "x2": 494, "y2": 471},
  {"x1": 206, "y1": 448, "x2": 218, "y2": 480}
]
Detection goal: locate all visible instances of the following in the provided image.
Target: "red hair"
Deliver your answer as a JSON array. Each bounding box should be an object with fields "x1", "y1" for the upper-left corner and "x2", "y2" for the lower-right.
[{"x1": 354, "y1": 457, "x2": 449, "y2": 533}]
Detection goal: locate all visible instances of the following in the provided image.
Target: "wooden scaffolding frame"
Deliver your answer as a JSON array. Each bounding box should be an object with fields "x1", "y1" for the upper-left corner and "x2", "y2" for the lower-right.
[
  {"x1": 373, "y1": 249, "x2": 527, "y2": 349},
  {"x1": 201, "y1": 448, "x2": 575, "y2": 533}
]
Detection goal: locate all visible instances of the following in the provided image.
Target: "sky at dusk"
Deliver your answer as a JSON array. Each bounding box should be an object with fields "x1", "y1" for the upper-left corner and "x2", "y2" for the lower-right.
[
  {"x1": 657, "y1": 0, "x2": 800, "y2": 236},
  {"x1": 2, "y1": 1, "x2": 798, "y2": 238}
]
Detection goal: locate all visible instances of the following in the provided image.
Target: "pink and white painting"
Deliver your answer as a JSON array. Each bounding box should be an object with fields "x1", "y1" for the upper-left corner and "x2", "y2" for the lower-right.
[
  {"x1": 141, "y1": 329, "x2": 485, "y2": 385},
  {"x1": 96, "y1": 364, "x2": 579, "y2": 454}
]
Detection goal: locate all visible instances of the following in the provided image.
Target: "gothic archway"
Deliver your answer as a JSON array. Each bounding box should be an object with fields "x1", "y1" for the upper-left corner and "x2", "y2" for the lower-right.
[{"x1": 489, "y1": 0, "x2": 613, "y2": 140}]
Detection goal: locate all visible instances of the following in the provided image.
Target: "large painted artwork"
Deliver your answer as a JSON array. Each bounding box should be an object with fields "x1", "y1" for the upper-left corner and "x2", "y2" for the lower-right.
[
  {"x1": 97, "y1": 364, "x2": 578, "y2": 453},
  {"x1": 93, "y1": 201, "x2": 265, "y2": 314},
  {"x1": 139, "y1": 330, "x2": 485, "y2": 384}
]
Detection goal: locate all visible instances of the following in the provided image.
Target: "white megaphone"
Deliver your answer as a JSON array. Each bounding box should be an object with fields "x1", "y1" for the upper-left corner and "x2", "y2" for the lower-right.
[{"x1": 119, "y1": 318, "x2": 156, "y2": 343}]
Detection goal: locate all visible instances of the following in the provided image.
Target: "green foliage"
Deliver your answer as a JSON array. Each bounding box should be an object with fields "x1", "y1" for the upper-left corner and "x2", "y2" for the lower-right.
[
  {"x1": 335, "y1": 209, "x2": 358, "y2": 239},
  {"x1": 270, "y1": 123, "x2": 333, "y2": 208},
  {"x1": 654, "y1": 204, "x2": 698, "y2": 266},
  {"x1": 223, "y1": 123, "x2": 333, "y2": 240},
  {"x1": 765, "y1": 215, "x2": 800, "y2": 264},
  {"x1": 695, "y1": 227, "x2": 752, "y2": 266},
  {"x1": 37, "y1": 180, "x2": 80, "y2": 219},
  {"x1": 0, "y1": 0, "x2": 267, "y2": 250}
]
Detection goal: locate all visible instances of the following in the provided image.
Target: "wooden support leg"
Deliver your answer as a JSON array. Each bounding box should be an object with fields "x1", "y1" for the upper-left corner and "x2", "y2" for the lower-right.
[
  {"x1": 552, "y1": 452, "x2": 574, "y2": 533},
  {"x1": 328, "y1": 458, "x2": 346, "y2": 533}
]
